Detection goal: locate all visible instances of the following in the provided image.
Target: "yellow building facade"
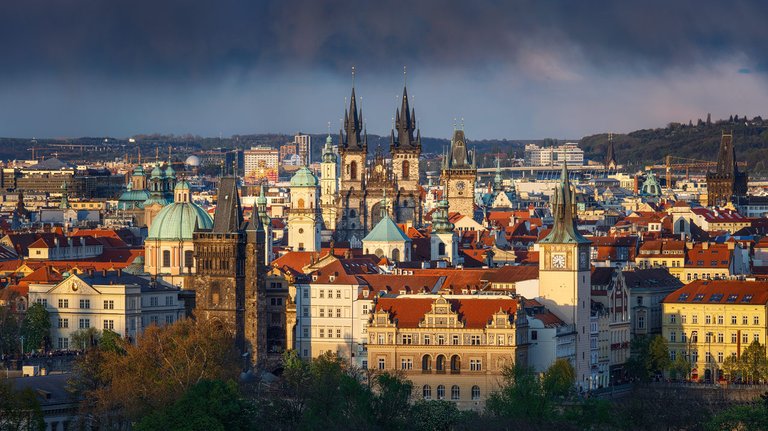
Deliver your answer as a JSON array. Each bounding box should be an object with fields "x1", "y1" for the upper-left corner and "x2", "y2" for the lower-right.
[
  {"x1": 662, "y1": 279, "x2": 768, "y2": 382},
  {"x1": 367, "y1": 295, "x2": 528, "y2": 410}
]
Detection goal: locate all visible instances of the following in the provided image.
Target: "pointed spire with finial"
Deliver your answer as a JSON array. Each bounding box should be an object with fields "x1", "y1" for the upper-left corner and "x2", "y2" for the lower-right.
[{"x1": 540, "y1": 160, "x2": 589, "y2": 244}]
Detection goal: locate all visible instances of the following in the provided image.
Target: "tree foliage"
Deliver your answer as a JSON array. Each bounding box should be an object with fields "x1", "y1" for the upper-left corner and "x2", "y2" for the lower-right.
[
  {"x1": 0, "y1": 305, "x2": 20, "y2": 356},
  {"x1": 136, "y1": 379, "x2": 253, "y2": 431},
  {"x1": 70, "y1": 319, "x2": 240, "y2": 425},
  {"x1": 542, "y1": 358, "x2": 575, "y2": 399},
  {"x1": 20, "y1": 302, "x2": 50, "y2": 352},
  {"x1": 0, "y1": 379, "x2": 45, "y2": 431}
]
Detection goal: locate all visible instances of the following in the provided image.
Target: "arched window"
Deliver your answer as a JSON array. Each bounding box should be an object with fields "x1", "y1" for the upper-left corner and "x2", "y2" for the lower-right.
[
  {"x1": 402, "y1": 160, "x2": 410, "y2": 179},
  {"x1": 392, "y1": 248, "x2": 400, "y2": 262},
  {"x1": 162, "y1": 250, "x2": 171, "y2": 267},
  {"x1": 211, "y1": 285, "x2": 221, "y2": 306},
  {"x1": 451, "y1": 355, "x2": 461, "y2": 373},
  {"x1": 350, "y1": 161, "x2": 358, "y2": 180},
  {"x1": 436, "y1": 355, "x2": 446, "y2": 373},
  {"x1": 678, "y1": 219, "x2": 685, "y2": 232},
  {"x1": 438, "y1": 243, "x2": 446, "y2": 256},
  {"x1": 451, "y1": 385, "x2": 460, "y2": 400},
  {"x1": 423, "y1": 385, "x2": 432, "y2": 400},
  {"x1": 471, "y1": 385, "x2": 480, "y2": 400},
  {"x1": 422, "y1": 354, "x2": 432, "y2": 372},
  {"x1": 350, "y1": 209, "x2": 356, "y2": 218},
  {"x1": 297, "y1": 198, "x2": 305, "y2": 209},
  {"x1": 437, "y1": 385, "x2": 445, "y2": 400}
]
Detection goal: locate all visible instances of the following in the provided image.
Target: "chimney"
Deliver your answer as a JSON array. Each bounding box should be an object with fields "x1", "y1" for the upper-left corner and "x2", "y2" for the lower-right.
[{"x1": 702, "y1": 242, "x2": 709, "y2": 250}]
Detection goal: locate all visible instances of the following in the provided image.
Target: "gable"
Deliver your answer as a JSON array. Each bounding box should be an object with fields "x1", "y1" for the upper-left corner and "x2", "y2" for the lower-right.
[{"x1": 47, "y1": 275, "x2": 102, "y2": 295}]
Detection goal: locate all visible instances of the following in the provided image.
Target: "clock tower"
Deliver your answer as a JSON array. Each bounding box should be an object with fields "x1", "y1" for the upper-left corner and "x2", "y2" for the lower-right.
[
  {"x1": 538, "y1": 161, "x2": 591, "y2": 389},
  {"x1": 441, "y1": 128, "x2": 477, "y2": 216}
]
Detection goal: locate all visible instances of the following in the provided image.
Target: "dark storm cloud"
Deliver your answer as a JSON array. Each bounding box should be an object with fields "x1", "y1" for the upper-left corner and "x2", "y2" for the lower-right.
[{"x1": 1, "y1": 0, "x2": 766, "y2": 80}]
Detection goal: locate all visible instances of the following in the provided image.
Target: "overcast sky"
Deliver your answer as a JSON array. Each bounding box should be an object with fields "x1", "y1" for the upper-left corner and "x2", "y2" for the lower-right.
[{"x1": 0, "y1": 0, "x2": 766, "y2": 140}]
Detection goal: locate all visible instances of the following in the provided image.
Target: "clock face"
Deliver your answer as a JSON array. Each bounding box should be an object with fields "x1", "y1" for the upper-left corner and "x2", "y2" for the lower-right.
[
  {"x1": 456, "y1": 181, "x2": 466, "y2": 191},
  {"x1": 551, "y1": 254, "x2": 566, "y2": 269}
]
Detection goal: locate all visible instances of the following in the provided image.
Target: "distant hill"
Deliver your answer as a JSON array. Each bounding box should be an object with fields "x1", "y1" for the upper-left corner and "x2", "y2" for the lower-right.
[{"x1": 579, "y1": 115, "x2": 768, "y2": 173}]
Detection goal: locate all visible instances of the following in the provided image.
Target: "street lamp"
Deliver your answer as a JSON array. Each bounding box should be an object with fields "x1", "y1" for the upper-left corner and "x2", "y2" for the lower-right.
[{"x1": 19, "y1": 335, "x2": 24, "y2": 359}]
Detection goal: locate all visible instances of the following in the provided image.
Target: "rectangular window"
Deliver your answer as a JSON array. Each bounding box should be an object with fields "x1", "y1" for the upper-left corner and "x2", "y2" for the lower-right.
[
  {"x1": 337, "y1": 329, "x2": 341, "y2": 338},
  {"x1": 79, "y1": 318, "x2": 90, "y2": 329},
  {"x1": 303, "y1": 289, "x2": 309, "y2": 299},
  {"x1": 378, "y1": 358, "x2": 386, "y2": 370},
  {"x1": 401, "y1": 358, "x2": 413, "y2": 370},
  {"x1": 470, "y1": 335, "x2": 481, "y2": 345},
  {"x1": 319, "y1": 308, "x2": 325, "y2": 318},
  {"x1": 470, "y1": 359, "x2": 482, "y2": 371},
  {"x1": 402, "y1": 334, "x2": 413, "y2": 345},
  {"x1": 437, "y1": 335, "x2": 446, "y2": 345},
  {"x1": 670, "y1": 332, "x2": 676, "y2": 343},
  {"x1": 743, "y1": 333, "x2": 749, "y2": 343},
  {"x1": 378, "y1": 334, "x2": 385, "y2": 345},
  {"x1": 452, "y1": 335, "x2": 460, "y2": 345},
  {"x1": 638, "y1": 315, "x2": 645, "y2": 329},
  {"x1": 336, "y1": 308, "x2": 342, "y2": 318},
  {"x1": 162, "y1": 250, "x2": 171, "y2": 267},
  {"x1": 319, "y1": 329, "x2": 324, "y2": 338},
  {"x1": 104, "y1": 300, "x2": 114, "y2": 310},
  {"x1": 302, "y1": 307, "x2": 308, "y2": 318},
  {"x1": 337, "y1": 290, "x2": 342, "y2": 299},
  {"x1": 165, "y1": 315, "x2": 173, "y2": 324},
  {"x1": 681, "y1": 315, "x2": 687, "y2": 324},
  {"x1": 755, "y1": 334, "x2": 760, "y2": 342},
  {"x1": 743, "y1": 316, "x2": 749, "y2": 325},
  {"x1": 717, "y1": 333, "x2": 723, "y2": 343},
  {"x1": 692, "y1": 315, "x2": 698, "y2": 324},
  {"x1": 362, "y1": 305, "x2": 369, "y2": 314},
  {"x1": 79, "y1": 299, "x2": 90, "y2": 309},
  {"x1": 755, "y1": 316, "x2": 760, "y2": 326},
  {"x1": 103, "y1": 319, "x2": 114, "y2": 330},
  {"x1": 717, "y1": 315, "x2": 723, "y2": 325},
  {"x1": 732, "y1": 333, "x2": 737, "y2": 343},
  {"x1": 165, "y1": 296, "x2": 173, "y2": 306},
  {"x1": 732, "y1": 315, "x2": 737, "y2": 325},
  {"x1": 150, "y1": 297, "x2": 159, "y2": 307},
  {"x1": 302, "y1": 327, "x2": 309, "y2": 338},
  {"x1": 424, "y1": 335, "x2": 431, "y2": 345},
  {"x1": 670, "y1": 314, "x2": 676, "y2": 324},
  {"x1": 718, "y1": 352, "x2": 724, "y2": 363},
  {"x1": 319, "y1": 290, "x2": 324, "y2": 298},
  {"x1": 58, "y1": 299, "x2": 68, "y2": 308},
  {"x1": 705, "y1": 315, "x2": 712, "y2": 325}
]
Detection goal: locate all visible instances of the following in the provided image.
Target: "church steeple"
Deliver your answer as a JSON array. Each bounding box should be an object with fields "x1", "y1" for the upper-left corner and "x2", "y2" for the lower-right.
[
  {"x1": 605, "y1": 134, "x2": 617, "y2": 170},
  {"x1": 493, "y1": 157, "x2": 503, "y2": 192},
  {"x1": 540, "y1": 162, "x2": 589, "y2": 244},
  {"x1": 340, "y1": 86, "x2": 366, "y2": 152},
  {"x1": 392, "y1": 85, "x2": 420, "y2": 150},
  {"x1": 715, "y1": 130, "x2": 739, "y2": 176}
]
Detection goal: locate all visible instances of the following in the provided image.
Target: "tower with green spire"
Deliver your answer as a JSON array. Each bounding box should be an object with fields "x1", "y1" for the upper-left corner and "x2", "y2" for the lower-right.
[
  {"x1": 59, "y1": 182, "x2": 70, "y2": 209},
  {"x1": 320, "y1": 133, "x2": 339, "y2": 231},
  {"x1": 430, "y1": 191, "x2": 459, "y2": 264},
  {"x1": 537, "y1": 161, "x2": 591, "y2": 390}
]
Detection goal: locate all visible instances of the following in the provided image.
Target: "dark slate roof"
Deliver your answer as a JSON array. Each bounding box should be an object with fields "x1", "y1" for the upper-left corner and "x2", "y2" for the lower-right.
[{"x1": 212, "y1": 177, "x2": 243, "y2": 234}]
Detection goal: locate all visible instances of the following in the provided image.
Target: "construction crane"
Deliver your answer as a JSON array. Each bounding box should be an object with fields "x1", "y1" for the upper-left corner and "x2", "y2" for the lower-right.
[{"x1": 645, "y1": 156, "x2": 747, "y2": 187}]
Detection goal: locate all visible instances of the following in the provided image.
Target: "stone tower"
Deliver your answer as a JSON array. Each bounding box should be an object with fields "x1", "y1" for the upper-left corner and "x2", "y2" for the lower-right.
[
  {"x1": 190, "y1": 177, "x2": 266, "y2": 366},
  {"x1": 537, "y1": 162, "x2": 591, "y2": 390},
  {"x1": 441, "y1": 128, "x2": 477, "y2": 216},
  {"x1": 390, "y1": 85, "x2": 423, "y2": 227},
  {"x1": 337, "y1": 87, "x2": 368, "y2": 243},
  {"x1": 320, "y1": 134, "x2": 338, "y2": 231},
  {"x1": 706, "y1": 131, "x2": 748, "y2": 206},
  {"x1": 288, "y1": 167, "x2": 321, "y2": 252}
]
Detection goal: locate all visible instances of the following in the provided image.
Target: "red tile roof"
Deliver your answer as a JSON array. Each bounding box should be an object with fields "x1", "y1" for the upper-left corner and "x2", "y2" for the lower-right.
[
  {"x1": 374, "y1": 296, "x2": 518, "y2": 329},
  {"x1": 662, "y1": 279, "x2": 768, "y2": 305}
]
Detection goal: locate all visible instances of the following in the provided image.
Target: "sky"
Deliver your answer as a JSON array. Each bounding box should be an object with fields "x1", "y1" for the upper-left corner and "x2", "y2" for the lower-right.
[{"x1": 0, "y1": 0, "x2": 767, "y2": 140}]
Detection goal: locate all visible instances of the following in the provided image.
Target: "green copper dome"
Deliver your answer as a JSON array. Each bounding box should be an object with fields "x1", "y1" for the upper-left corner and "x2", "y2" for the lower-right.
[
  {"x1": 150, "y1": 164, "x2": 164, "y2": 178},
  {"x1": 290, "y1": 166, "x2": 318, "y2": 187},
  {"x1": 165, "y1": 164, "x2": 176, "y2": 178},
  {"x1": 147, "y1": 201, "x2": 212, "y2": 241},
  {"x1": 175, "y1": 180, "x2": 191, "y2": 191},
  {"x1": 322, "y1": 135, "x2": 337, "y2": 163}
]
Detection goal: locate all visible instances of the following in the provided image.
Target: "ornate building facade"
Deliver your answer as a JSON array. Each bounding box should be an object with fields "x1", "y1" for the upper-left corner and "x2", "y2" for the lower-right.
[{"x1": 333, "y1": 85, "x2": 423, "y2": 243}]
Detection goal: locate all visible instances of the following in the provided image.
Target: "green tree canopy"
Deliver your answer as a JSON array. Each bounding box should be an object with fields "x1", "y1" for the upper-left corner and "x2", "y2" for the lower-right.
[
  {"x1": 21, "y1": 302, "x2": 50, "y2": 352},
  {"x1": 542, "y1": 358, "x2": 575, "y2": 399},
  {"x1": 0, "y1": 305, "x2": 20, "y2": 356}
]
